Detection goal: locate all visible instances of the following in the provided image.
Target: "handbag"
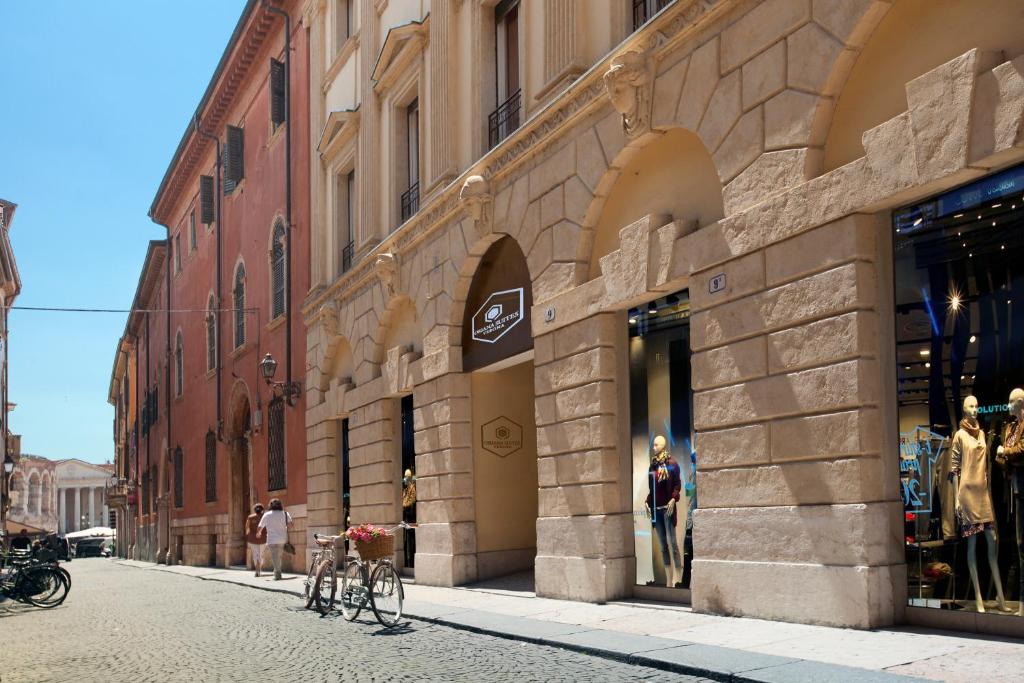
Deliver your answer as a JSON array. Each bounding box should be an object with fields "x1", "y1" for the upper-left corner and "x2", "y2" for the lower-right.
[{"x1": 283, "y1": 511, "x2": 295, "y2": 554}]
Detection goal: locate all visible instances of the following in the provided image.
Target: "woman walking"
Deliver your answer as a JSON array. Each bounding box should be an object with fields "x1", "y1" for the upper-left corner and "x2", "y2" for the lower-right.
[
  {"x1": 258, "y1": 498, "x2": 293, "y2": 580},
  {"x1": 245, "y1": 503, "x2": 266, "y2": 577}
]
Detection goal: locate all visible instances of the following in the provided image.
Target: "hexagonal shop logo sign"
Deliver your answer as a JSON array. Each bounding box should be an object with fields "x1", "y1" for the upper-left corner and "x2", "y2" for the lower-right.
[
  {"x1": 471, "y1": 288, "x2": 524, "y2": 344},
  {"x1": 481, "y1": 416, "x2": 523, "y2": 458}
]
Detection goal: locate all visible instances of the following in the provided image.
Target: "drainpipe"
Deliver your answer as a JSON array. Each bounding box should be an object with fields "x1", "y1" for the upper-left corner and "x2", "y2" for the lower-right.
[
  {"x1": 194, "y1": 117, "x2": 224, "y2": 440},
  {"x1": 263, "y1": 0, "x2": 294, "y2": 394},
  {"x1": 151, "y1": 222, "x2": 172, "y2": 564}
]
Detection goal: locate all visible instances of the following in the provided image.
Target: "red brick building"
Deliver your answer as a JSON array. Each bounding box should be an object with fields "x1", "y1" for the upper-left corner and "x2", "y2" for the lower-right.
[{"x1": 109, "y1": 0, "x2": 310, "y2": 569}]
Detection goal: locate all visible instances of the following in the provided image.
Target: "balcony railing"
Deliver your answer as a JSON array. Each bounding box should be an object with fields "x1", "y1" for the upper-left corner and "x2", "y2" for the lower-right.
[
  {"x1": 488, "y1": 89, "x2": 522, "y2": 150},
  {"x1": 400, "y1": 182, "x2": 420, "y2": 223},
  {"x1": 341, "y1": 240, "x2": 355, "y2": 274},
  {"x1": 104, "y1": 477, "x2": 134, "y2": 508},
  {"x1": 632, "y1": 0, "x2": 672, "y2": 31}
]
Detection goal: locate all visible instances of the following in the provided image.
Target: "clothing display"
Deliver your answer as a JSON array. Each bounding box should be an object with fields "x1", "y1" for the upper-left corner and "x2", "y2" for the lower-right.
[
  {"x1": 652, "y1": 506, "x2": 682, "y2": 569},
  {"x1": 645, "y1": 455, "x2": 682, "y2": 510},
  {"x1": 950, "y1": 418, "x2": 995, "y2": 535}
]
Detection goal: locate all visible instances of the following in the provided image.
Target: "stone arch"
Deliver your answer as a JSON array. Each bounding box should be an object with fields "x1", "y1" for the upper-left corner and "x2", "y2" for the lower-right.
[
  {"x1": 371, "y1": 294, "x2": 423, "y2": 370},
  {"x1": 448, "y1": 231, "x2": 507, "y2": 334},
  {"x1": 28, "y1": 471, "x2": 41, "y2": 517},
  {"x1": 582, "y1": 127, "x2": 723, "y2": 281},
  {"x1": 318, "y1": 334, "x2": 355, "y2": 393},
  {"x1": 225, "y1": 378, "x2": 253, "y2": 566},
  {"x1": 41, "y1": 471, "x2": 53, "y2": 516},
  {"x1": 820, "y1": 0, "x2": 1024, "y2": 173},
  {"x1": 8, "y1": 470, "x2": 25, "y2": 517}
]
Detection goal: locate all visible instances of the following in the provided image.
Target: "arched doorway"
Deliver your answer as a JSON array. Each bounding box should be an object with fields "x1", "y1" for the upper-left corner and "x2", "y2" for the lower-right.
[
  {"x1": 226, "y1": 385, "x2": 252, "y2": 567},
  {"x1": 462, "y1": 236, "x2": 537, "y2": 586}
]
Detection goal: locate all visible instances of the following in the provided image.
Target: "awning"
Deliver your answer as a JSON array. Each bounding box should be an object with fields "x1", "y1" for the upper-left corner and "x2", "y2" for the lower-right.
[{"x1": 4, "y1": 519, "x2": 51, "y2": 535}]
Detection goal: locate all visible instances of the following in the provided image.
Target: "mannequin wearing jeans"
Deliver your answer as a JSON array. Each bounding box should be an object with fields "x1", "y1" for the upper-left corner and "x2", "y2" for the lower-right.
[
  {"x1": 644, "y1": 435, "x2": 683, "y2": 587},
  {"x1": 996, "y1": 388, "x2": 1024, "y2": 616},
  {"x1": 952, "y1": 395, "x2": 1009, "y2": 613}
]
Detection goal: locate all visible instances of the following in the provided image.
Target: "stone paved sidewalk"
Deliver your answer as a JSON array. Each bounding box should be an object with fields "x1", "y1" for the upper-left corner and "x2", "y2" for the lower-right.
[{"x1": 118, "y1": 560, "x2": 1024, "y2": 682}]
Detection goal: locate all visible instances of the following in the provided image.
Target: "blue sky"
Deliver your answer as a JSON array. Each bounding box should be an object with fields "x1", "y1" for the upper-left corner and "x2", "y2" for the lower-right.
[{"x1": 0, "y1": 2, "x2": 245, "y2": 463}]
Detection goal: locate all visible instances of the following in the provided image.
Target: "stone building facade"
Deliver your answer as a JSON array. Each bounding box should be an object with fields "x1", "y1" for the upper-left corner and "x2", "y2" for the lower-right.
[
  {"x1": 0, "y1": 199, "x2": 21, "y2": 540},
  {"x1": 301, "y1": 0, "x2": 1024, "y2": 636},
  {"x1": 111, "y1": 0, "x2": 312, "y2": 571},
  {"x1": 6, "y1": 455, "x2": 57, "y2": 534}
]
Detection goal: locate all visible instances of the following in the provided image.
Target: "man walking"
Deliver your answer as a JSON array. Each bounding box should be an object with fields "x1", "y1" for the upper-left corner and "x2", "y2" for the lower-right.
[{"x1": 257, "y1": 498, "x2": 292, "y2": 580}]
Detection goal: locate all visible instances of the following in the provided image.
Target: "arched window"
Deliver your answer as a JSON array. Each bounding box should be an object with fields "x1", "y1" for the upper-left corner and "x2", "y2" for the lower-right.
[
  {"x1": 9, "y1": 472, "x2": 24, "y2": 517},
  {"x1": 175, "y1": 330, "x2": 184, "y2": 397},
  {"x1": 233, "y1": 263, "x2": 246, "y2": 348},
  {"x1": 206, "y1": 295, "x2": 217, "y2": 371},
  {"x1": 270, "y1": 220, "x2": 286, "y2": 319},
  {"x1": 28, "y1": 472, "x2": 41, "y2": 516}
]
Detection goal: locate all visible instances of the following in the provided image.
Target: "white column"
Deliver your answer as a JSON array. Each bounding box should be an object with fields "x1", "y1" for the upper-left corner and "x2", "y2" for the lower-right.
[
  {"x1": 74, "y1": 487, "x2": 81, "y2": 531},
  {"x1": 88, "y1": 487, "x2": 96, "y2": 527},
  {"x1": 58, "y1": 488, "x2": 65, "y2": 534}
]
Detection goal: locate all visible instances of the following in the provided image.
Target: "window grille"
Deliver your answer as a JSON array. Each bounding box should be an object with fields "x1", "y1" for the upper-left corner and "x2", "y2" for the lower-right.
[
  {"x1": 189, "y1": 210, "x2": 197, "y2": 251},
  {"x1": 632, "y1": 0, "x2": 672, "y2": 31},
  {"x1": 271, "y1": 221, "x2": 286, "y2": 319},
  {"x1": 205, "y1": 431, "x2": 217, "y2": 502},
  {"x1": 175, "y1": 332, "x2": 183, "y2": 397},
  {"x1": 488, "y1": 89, "x2": 521, "y2": 149},
  {"x1": 268, "y1": 398, "x2": 286, "y2": 491},
  {"x1": 206, "y1": 296, "x2": 217, "y2": 371},
  {"x1": 173, "y1": 447, "x2": 183, "y2": 508},
  {"x1": 270, "y1": 58, "x2": 286, "y2": 127},
  {"x1": 234, "y1": 264, "x2": 246, "y2": 348}
]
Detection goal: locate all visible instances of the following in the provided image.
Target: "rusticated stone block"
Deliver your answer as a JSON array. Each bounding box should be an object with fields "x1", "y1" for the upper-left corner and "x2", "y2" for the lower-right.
[
  {"x1": 535, "y1": 555, "x2": 631, "y2": 603},
  {"x1": 536, "y1": 513, "x2": 632, "y2": 559},
  {"x1": 415, "y1": 447, "x2": 473, "y2": 477},
  {"x1": 720, "y1": 0, "x2": 810, "y2": 73},
  {"x1": 692, "y1": 262, "x2": 876, "y2": 350},
  {"x1": 786, "y1": 22, "x2": 845, "y2": 95},
  {"x1": 714, "y1": 105, "x2": 764, "y2": 183},
  {"x1": 691, "y1": 336, "x2": 768, "y2": 391},
  {"x1": 677, "y1": 37, "x2": 719, "y2": 130},
  {"x1": 536, "y1": 414, "x2": 617, "y2": 456},
  {"x1": 535, "y1": 381, "x2": 617, "y2": 426},
  {"x1": 538, "y1": 482, "x2": 625, "y2": 517},
  {"x1": 694, "y1": 358, "x2": 879, "y2": 430},
  {"x1": 414, "y1": 551, "x2": 478, "y2": 587},
  {"x1": 697, "y1": 455, "x2": 886, "y2": 508},
  {"x1": 770, "y1": 408, "x2": 881, "y2": 461},
  {"x1": 553, "y1": 313, "x2": 617, "y2": 359},
  {"x1": 529, "y1": 140, "x2": 577, "y2": 201},
  {"x1": 765, "y1": 213, "x2": 877, "y2": 286},
  {"x1": 767, "y1": 311, "x2": 878, "y2": 374},
  {"x1": 692, "y1": 559, "x2": 904, "y2": 629},
  {"x1": 693, "y1": 501, "x2": 903, "y2": 566},
  {"x1": 723, "y1": 148, "x2": 810, "y2": 215},
  {"x1": 534, "y1": 347, "x2": 617, "y2": 395},
  {"x1": 690, "y1": 250, "x2": 765, "y2": 311},
  {"x1": 699, "y1": 423, "x2": 770, "y2": 469},
  {"x1": 415, "y1": 521, "x2": 477, "y2": 556},
  {"x1": 541, "y1": 448, "x2": 620, "y2": 486},
  {"x1": 812, "y1": 0, "x2": 889, "y2": 48},
  {"x1": 969, "y1": 56, "x2": 1024, "y2": 168},
  {"x1": 697, "y1": 70, "x2": 741, "y2": 152},
  {"x1": 416, "y1": 497, "x2": 476, "y2": 524}
]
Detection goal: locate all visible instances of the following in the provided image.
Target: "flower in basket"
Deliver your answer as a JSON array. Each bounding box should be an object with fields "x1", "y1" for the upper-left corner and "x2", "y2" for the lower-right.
[{"x1": 345, "y1": 523, "x2": 391, "y2": 544}]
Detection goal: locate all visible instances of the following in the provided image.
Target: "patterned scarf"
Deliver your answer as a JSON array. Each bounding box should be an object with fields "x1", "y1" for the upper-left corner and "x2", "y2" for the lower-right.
[{"x1": 959, "y1": 417, "x2": 980, "y2": 439}]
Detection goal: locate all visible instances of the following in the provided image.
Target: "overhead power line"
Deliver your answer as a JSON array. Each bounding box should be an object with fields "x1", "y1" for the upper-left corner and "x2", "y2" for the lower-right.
[{"x1": 10, "y1": 306, "x2": 260, "y2": 314}]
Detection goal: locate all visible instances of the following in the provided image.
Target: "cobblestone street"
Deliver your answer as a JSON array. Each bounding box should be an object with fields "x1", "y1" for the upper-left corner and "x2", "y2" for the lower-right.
[{"x1": 0, "y1": 560, "x2": 707, "y2": 682}]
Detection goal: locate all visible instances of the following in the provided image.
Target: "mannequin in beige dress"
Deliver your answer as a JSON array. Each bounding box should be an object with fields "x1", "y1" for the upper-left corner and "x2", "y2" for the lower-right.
[{"x1": 952, "y1": 395, "x2": 1009, "y2": 613}]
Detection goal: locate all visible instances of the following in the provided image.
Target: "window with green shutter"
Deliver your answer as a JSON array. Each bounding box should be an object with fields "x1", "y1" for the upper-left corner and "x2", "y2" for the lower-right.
[
  {"x1": 270, "y1": 58, "x2": 286, "y2": 127},
  {"x1": 224, "y1": 126, "x2": 244, "y2": 194}
]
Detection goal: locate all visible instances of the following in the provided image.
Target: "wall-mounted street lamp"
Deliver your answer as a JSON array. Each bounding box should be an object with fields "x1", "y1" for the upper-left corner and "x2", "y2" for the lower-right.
[
  {"x1": 259, "y1": 353, "x2": 302, "y2": 406},
  {"x1": 3, "y1": 456, "x2": 13, "y2": 475}
]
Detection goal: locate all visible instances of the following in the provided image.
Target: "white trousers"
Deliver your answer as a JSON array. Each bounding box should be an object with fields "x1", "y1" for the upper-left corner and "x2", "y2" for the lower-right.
[{"x1": 248, "y1": 543, "x2": 265, "y2": 570}]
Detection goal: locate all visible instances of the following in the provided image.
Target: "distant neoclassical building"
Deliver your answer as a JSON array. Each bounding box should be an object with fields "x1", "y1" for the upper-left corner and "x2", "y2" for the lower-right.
[{"x1": 7, "y1": 455, "x2": 57, "y2": 534}]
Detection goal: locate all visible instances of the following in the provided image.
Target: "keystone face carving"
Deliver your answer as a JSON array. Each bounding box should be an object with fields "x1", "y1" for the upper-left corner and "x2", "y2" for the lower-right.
[
  {"x1": 604, "y1": 48, "x2": 654, "y2": 138},
  {"x1": 373, "y1": 252, "x2": 398, "y2": 297},
  {"x1": 459, "y1": 175, "x2": 493, "y2": 237}
]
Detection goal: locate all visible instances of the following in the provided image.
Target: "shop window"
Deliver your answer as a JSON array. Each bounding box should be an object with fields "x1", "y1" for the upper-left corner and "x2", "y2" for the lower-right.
[
  {"x1": 628, "y1": 290, "x2": 695, "y2": 591},
  {"x1": 895, "y1": 162, "x2": 1024, "y2": 617},
  {"x1": 338, "y1": 418, "x2": 350, "y2": 530},
  {"x1": 400, "y1": 395, "x2": 416, "y2": 569}
]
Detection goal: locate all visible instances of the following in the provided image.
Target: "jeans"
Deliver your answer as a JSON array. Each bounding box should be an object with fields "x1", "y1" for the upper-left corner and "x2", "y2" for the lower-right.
[
  {"x1": 248, "y1": 543, "x2": 265, "y2": 572},
  {"x1": 267, "y1": 543, "x2": 284, "y2": 579},
  {"x1": 652, "y1": 507, "x2": 682, "y2": 568}
]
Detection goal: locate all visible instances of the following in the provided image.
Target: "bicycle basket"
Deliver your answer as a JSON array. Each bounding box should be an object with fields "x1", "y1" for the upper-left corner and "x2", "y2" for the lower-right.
[{"x1": 354, "y1": 534, "x2": 394, "y2": 562}]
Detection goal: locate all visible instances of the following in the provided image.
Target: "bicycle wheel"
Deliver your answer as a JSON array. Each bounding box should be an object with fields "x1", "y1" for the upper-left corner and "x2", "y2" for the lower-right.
[
  {"x1": 313, "y1": 560, "x2": 337, "y2": 615},
  {"x1": 369, "y1": 562, "x2": 404, "y2": 627},
  {"x1": 339, "y1": 561, "x2": 367, "y2": 621},
  {"x1": 19, "y1": 566, "x2": 67, "y2": 608},
  {"x1": 303, "y1": 554, "x2": 320, "y2": 609}
]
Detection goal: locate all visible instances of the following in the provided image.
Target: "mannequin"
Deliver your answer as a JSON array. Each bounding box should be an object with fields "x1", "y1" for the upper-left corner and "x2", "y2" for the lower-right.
[
  {"x1": 951, "y1": 395, "x2": 1009, "y2": 613},
  {"x1": 997, "y1": 388, "x2": 1024, "y2": 616},
  {"x1": 401, "y1": 468, "x2": 416, "y2": 568},
  {"x1": 644, "y1": 435, "x2": 683, "y2": 587}
]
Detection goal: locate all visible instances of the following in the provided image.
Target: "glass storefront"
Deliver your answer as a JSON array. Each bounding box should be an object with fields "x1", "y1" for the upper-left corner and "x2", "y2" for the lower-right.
[
  {"x1": 627, "y1": 290, "x2": 696, "y2": 590},
  {"x1": 895, "y1": 162, "x2": 1024, "y2": 616}
]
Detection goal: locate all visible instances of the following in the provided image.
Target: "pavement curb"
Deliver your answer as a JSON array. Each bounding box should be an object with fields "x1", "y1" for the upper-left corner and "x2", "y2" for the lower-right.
[{"x1": 115, "y1": 560, "x2": 924, "y2": 683}]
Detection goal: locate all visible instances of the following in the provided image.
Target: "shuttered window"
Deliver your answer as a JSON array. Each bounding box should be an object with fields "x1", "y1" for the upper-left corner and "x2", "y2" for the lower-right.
[
  {"x1": 173, "y1": 447, "x2": 183, "y2": 508},
  {"x1": 224, "y1": 125, "x2": 244, "y2": 194},
  {"x1": 175, "y1": 331, "x2": 183, "y2": 397},
  {"x1": 268, "y1": 397, "x2": 286, "y2": 491},
  {"x1": 205, "y1": 431, "x2": 217, "y2": 502},
  {"x1": 189, "y1": 210, "x2": 197, "y2": 252},
  {"x1": 206, "y1": 296, "x2": 217, "y2": 371},
  {"x1": 233, "y1": 263, "x2": 246, "y2": 348},
  {"x1": 270, "y1": 58, "x2": 286, "y2": 127},
  {"x1": 200, "y1": 175, "x2": 215, "y2": 224},
  {"x1": 271, "y1": 220, "x2": 286, "y2": 319},
  {"x1": 174, "y1": 233, "x2": 182, "y2": 274}
]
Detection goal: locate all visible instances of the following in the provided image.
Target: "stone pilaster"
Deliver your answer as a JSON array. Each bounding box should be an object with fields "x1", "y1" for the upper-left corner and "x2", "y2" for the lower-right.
[
  {"x1": 358, "y1": 0, "x2": 380, "y2": 246},
  {"x1": 348, "y1": 396, "x2": 398, "y2": 526},
  {"x1": 412, "y1": 371, "x2": 477, "y2": 585},
  {"x1": 307, "y1": 0, "x2": 328, "y2": 288},
  {"x1": 533, "y1": 313, "x2": 632, "y2": 602},
  {"x1": 542, "y1": 0, "x2": 582, "y2": 95},
  {"x1": 426, "y1": 0, "x2": 455, "y2": 192}
]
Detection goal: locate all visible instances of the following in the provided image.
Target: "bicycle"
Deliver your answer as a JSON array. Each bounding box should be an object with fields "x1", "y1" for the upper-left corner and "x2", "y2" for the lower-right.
[
  {"x1": 309, "y1": 532, "x2": 344, "y2": 615},
  {"x1": 0, "y1": 549, "x2": 69, "y2": 608},
  {"x1": 339, "y1": 521, "x2": 414, "y2": 627},
  {"x1": 303, "y1": 538, "x2": 336, "y2": 610}
]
